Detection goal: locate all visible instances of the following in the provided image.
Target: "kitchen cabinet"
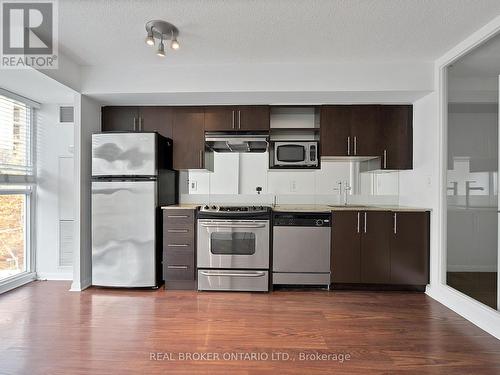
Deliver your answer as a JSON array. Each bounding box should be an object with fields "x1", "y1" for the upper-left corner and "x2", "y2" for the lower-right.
[
  {"x1": 331, "y1": 211, "x2": 361, "y2": 283},
  {"x1": 163, "y1": 208, "x2": 197, "y2": 290},
  {"x1": 204, "y1": 106, "x2": 270, "y2": 131},
  {"x1": 172, "y1": 108, "x2": 213, "y2": 170},
  {"x1": 320, "y1": 105, "x2": 413, "y2": 170},
  {"x1": 101, "y1": 106, "x2": 140, "y2": 131},
  {"x1": 321, "y1": 105, "x2": 382, "y2": 157},
  {"x1": 331, "y1": 210, "x2": 429, "y2": 287},
  {"x1": 360, "y1": 211, "x2": 391, "y2": 284},
  {"x1": 390, "y1": 211, "x2": 430, "y2": 285},
  {"x1": 101, "y1": 106, "x2": 174, "y2": 138},
  {"x1": 380, "y1": 105, "x2": 413, "y2": 169},
  {"x1": 140, "y1": 107, "x2": 174, "y2": 138}
]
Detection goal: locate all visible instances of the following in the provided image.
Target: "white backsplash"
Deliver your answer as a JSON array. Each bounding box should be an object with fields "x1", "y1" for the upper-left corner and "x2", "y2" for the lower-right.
[{"x1": 179, "y1": 152, "x2": 400, "y2": 206}]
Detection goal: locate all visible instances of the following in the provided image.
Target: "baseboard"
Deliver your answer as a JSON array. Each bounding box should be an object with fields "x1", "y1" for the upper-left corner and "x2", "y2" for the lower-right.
[
  {"x1": 0, "y1": 272, "x2": 36, "y2": 294},
  {"x1": 69, "y1": 277, "x2": 92, "y2": 292},
  {"x1": 426, "y1": 283, "x2": 500, "y2": 340},
  {"x1": 36, "y1": 272, "x2": 73, "y2": 281}
]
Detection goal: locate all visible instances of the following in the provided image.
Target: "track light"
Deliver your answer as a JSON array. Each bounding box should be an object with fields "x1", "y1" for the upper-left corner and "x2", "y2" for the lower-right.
[
  {"x1": 145, "y1": 20, "x2": 180, "y2": 58},
  {"x1": 157, "y1": 38, "x2": 165, "y2": 57},
  {"x1": 145, "y1": 29, "x2": 155, "y2": 46},
  {"x1": 170, "y1": 30, "x2": 180, "y2": 50}
]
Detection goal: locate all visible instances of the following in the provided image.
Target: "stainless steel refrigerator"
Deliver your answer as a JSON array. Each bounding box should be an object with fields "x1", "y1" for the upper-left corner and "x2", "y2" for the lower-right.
[{"x1": 91, "y1": 132, "x2": 176, "y2": 288}]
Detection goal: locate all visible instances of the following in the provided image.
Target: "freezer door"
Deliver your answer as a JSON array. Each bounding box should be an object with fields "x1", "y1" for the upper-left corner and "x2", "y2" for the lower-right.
[
  {"x1": 92, "y1": 132, "x2": 156, "y2": 176},
  {"x1": 92, "y1": 180, "x2": 157, "y2": 287}
]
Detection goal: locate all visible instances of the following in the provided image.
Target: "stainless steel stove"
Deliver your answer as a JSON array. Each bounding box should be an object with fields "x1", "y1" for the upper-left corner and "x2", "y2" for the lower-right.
[{"x1": 197, "y1": 205, "x2": 271, "y2": 292}]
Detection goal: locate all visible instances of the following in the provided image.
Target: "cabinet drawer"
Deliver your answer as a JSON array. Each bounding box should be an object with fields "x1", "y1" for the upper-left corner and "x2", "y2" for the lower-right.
[
  {"x1": 164, "y1": 237, "x2": 195, "y2": 250},
  {"x1": 163, "y1": 226, "x2": 195, "y2": 239},
  {"x1": 163, "y1": 210, "x2": 195, "y2": 226},
  {"x1": 163, "y1": 252, "x2": 195, "y2": 281}
]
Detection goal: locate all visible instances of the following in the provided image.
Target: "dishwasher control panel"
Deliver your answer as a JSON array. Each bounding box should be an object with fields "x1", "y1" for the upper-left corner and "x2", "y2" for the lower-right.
[{"x1": 273, "y1": 212, "x2": 331, "y2": 227}]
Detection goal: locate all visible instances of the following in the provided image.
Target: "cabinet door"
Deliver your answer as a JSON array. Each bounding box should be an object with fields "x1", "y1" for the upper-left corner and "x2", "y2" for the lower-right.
[
  {"x1": 140, "y1": 107, "x2": 173, "y2": 138},
  {"x1": 381, "y1": 105, "x2": 413, "y2": 169},
  {"x1": 320, "y1": 106, "x2": 351, "y2": 156},
  {"x1": 204, "y1": 107, "x2": 236, "y2": 131},
  {"x1": 360, "y1": 211, "x2": 391, "y2": 283},
  {"x1": 237, "y1": 106, "x2": 270, "y2": 131},
  {"x1": 391, "y1": 212, "x2": 429, "y2": 285},
  {"x1": 350, "y1": 105, "x2": 382, "y2": 156},
  {"x1": 172, "y1": 108, "x2": 205, "y2": 170},
  {"x1": 331, "y1": 211, "x2": 361, "y2": 283},
  {"x1": 101, "y1": 106, "x2": 139, "y2": 131}
]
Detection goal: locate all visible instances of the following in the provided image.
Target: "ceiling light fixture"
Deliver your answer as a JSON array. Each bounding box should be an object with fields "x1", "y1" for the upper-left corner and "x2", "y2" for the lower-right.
[
  {"x1": 157, "y1": 37, "x2": 165, "y2": 57},
  {"x1": 145, "y1": 20, "x2": 180, "y2": 57}
]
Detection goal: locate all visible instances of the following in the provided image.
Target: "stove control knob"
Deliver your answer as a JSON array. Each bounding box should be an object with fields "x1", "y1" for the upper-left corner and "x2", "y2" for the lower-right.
[
  {"x1": 315, "y1": 219, "x2": 324, "y2": 226},
  {"x1": 203, "y1": 205, "x2": 209, "y2": 210},
  {"x1": 259, "y1": 206, "x2": 264, "y2": 210},
  {"x1": 211, "y1": 205, "x2": 217, "y2": 210}
]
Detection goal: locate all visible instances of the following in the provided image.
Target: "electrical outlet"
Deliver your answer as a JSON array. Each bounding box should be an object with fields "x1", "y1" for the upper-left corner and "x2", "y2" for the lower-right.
[
  {"x1": 190, "y1": 181, "x2": 197, "y2": 192},
  {"x1": 290, "y1": 180, "x2": 297, "y2": 192}
]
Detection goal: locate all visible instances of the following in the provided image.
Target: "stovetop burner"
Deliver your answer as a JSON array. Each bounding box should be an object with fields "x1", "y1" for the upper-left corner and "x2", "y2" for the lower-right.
[{"x1": 198, "y1": 205, "x2": 271, "y2": 219}]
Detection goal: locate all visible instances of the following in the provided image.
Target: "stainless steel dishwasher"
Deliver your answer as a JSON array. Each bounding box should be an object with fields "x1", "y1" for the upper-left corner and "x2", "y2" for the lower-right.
[{"x1": 272, "y1": 212, "x2": 331, "y2": 287}]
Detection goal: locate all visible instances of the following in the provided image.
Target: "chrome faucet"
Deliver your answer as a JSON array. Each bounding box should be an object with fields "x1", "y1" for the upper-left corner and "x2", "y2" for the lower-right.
[
  {"x1": 334, "y1": 181, "x2": 351, "y2": 206},
  {"x1": 465, "y1": 181, "x2": 484, "y2": 207},
  {"x1": 342, "y1": 181, "x2": 352, "y2": 206}
]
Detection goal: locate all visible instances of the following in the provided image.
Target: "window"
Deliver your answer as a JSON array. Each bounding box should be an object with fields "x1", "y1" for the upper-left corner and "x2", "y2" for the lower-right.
[{"x1": 0, "y1": 91, "x2": 35, "y2": 285}]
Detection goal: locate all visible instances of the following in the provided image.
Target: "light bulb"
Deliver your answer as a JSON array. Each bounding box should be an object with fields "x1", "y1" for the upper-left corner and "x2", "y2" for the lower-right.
[
  {"x1": 145, "y1": 30, "x2": 154, "y2": 46},
  {"x1": 157, "y1": 39, "x2": 165, "y2": 57},
  {"x1": 171, "y1": 38, "x2": 180, "y2": 50}
]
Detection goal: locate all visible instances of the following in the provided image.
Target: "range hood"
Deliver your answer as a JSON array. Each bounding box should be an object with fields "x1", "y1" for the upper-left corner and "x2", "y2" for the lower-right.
[{"x1": 205, "y1": 132, "x2": 269, "y2": 153}]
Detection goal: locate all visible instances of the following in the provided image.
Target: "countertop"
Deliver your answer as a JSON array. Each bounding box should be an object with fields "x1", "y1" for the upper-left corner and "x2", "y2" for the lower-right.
[
  {"x1": 272, "y1": 204, "x2": 431, "y2": 212},
  {"x1": 161, "y1": 204, "x2": 200, "y2": 210},
  {"x1": 161, "y1": 204, "x2": 430, "y2": 212}
]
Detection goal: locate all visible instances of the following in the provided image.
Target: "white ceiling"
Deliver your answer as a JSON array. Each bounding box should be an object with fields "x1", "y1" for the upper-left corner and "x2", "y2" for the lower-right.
[{"x1": 58, "y1": 0, "x2": 500, "y2": 67}]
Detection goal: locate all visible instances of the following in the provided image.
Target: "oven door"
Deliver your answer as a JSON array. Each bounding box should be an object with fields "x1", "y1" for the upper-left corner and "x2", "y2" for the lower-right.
[{"x1": 197, "y1": 220, "x2": 270, "y2": 269}]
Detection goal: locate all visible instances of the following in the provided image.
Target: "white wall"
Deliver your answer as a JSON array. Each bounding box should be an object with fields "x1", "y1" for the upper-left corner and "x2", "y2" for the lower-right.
[
  {"x1": 36, "y1": 104, "x2": 75, "y2": 280},
  {"x1": 71, "y1": 95, "x2": 100, "y2": 291}
]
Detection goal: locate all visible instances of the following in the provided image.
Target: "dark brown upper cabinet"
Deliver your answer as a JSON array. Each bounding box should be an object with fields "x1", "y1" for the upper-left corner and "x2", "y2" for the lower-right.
[
  {"x1": 101, "y1": 106, "x2": 140, "y2": 131},
  {"x1": 380, "y1": 105, "x2": 413, "y2": 170},
  {"x1": 204, "y1": 106, "x2": 270, "y2": 132},
  {"x1": 140, "y1": 107, "x2": 174, "y2": 139},
  {"x1": 320, "y1": 105, "x2": 413, "y2": 170},
  {"x1": 390, "y1": 211, "x2": 430, "y2": 285},
  {"x1": 172, "y1": 107, "x2": 212, "y2": 170},
  {"x1": 101, "y1": 106, "x2": 174, "y2": 138}
]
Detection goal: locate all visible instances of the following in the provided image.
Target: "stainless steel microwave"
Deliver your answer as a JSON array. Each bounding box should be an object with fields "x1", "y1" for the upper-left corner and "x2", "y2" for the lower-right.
[{"x1": 273, "y1": 141, "x2": 319, "y2": 167}]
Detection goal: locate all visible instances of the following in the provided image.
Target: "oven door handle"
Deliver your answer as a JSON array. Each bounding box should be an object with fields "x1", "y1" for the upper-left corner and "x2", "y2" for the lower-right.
[
  {"x1": 200, "y1": 224, "x2": 267, "y2": 229},
  {"x1": 200, "y1": 271, "x2": 267, "y2": 277}
]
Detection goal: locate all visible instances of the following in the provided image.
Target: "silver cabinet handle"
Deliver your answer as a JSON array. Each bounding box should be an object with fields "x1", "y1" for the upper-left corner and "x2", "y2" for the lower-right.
[
  {"x1": 347, "y1": 136, "x2": 351, "y2": 156},
  {"x1": 383, "y1": 149, "x2": 387, "y2": 169},
  {"x1": 167, "y1": 265, "x2": 189, "y2": 269},
  {"x1": 357, "y1": 212, "x2": 360, "y2": 233},
  {"x1": 167, "y1": 229, "x2": 189, "y2": 233},
  {"x1": 139, "y1": 117, "x2": 143, "y2": 131},
  {"x1": 133, "y1": 117, "x2": 137, "y2": 131},
  {"x1": 200, "y1": 271, "x2": 266, "y2": 277},
  {"x1": 232, "y1": 110, "x2": 235, "y2": 129},
  {"x1": 238, "y1": 110, "x2": 241, "y2": 129},
  {"x1": 199, "y1": 150, "x2": 203, "y2": 168},
  {"x1": 354, "y1": 136, "x2": 357, "y2": 155},
  {"x1": 167, "y1": 244, "x2": 189, "y2": 247},
  {"x1": 167, "y1": 215, "x2": 188, "y2": 218},
  {"x1": 393, "y1": 213, "x2": 397, "y2": 234},
  {"x1": 364, "y1": 212, "x2": 367, "y2": 233},
  {"x1": 200, "y1": 223, "x2": 266, "y2": 229}
]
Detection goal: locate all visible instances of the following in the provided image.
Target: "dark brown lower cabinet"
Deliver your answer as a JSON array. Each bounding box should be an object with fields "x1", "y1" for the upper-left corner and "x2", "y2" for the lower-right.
[
  {"x1": 390, "y1": 211, "x2": 430, "y2": 285},
  {"x1": 360, "y1": 211, "x2": 391, "y2": 284},
  {"x1": 163, "y1": 209, "x2": 197, "y2": 290},
  {"x1": 331, "y1": 210, "x2": 429, "y2": 288}
]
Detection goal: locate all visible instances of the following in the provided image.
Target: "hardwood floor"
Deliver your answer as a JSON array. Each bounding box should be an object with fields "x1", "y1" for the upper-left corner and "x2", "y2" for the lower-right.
[{"x1": 1, "y1": 282, "x2": 499, "y2": 374}]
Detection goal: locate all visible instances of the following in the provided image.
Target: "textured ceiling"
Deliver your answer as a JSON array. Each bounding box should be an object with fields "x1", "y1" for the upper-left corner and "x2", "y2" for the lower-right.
[{"x1": 58, "y1": 0, "x2": 500, "y2": 67}]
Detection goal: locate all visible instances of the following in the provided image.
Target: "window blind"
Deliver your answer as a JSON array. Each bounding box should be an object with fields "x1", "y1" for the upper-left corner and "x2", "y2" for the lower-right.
[{"x1": 0, "y1": 94, "x2": 33, "y2": 178}]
